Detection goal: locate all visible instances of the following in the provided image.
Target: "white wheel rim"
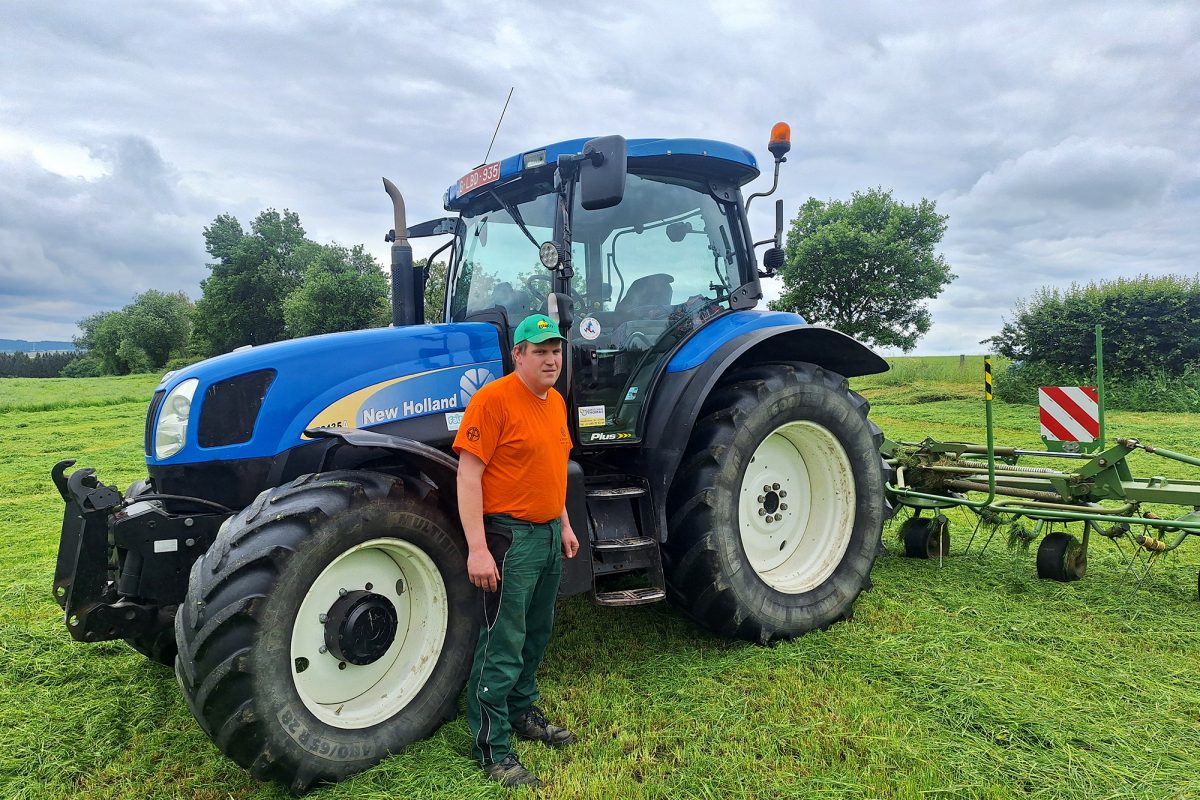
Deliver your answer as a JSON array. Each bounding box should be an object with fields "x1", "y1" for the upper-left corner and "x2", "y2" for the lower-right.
[
  {"x1": 290, "y1": 538, "x2": 448, "y2": 729},
  {"x1": 738, "y1": 421, "x2": 856, "y2": 593}
]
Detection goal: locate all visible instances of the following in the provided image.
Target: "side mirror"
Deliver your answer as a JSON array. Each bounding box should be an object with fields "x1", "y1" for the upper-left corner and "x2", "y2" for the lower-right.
[
  {"x1": 579, "y1": 135, "x2": 627, "y2": 210},
  {"x1": 665, "y1": 221, "x2": 694, "y2": 242}
]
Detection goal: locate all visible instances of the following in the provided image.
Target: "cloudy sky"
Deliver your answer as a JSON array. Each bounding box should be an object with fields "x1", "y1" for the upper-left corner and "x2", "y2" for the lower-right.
[{"x1": 2, "y1": 1, "x2": 1196, "y2": 354}]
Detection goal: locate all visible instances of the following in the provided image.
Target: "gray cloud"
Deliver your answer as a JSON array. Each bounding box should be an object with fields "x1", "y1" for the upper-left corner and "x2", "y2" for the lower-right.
[{"x1": 1, "y1": 0, "x2": 1197, "y2": 353}]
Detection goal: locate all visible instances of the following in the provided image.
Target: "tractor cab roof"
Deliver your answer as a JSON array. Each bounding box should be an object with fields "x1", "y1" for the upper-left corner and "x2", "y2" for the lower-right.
[{"x1": 445, "y1": 137, "x2": 759, "y2": 211}]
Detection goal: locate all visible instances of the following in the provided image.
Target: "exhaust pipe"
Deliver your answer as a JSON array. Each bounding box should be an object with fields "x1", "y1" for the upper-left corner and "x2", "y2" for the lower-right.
[{"x1": 382, "y1": 178, "x2": 423, "y2": 326}]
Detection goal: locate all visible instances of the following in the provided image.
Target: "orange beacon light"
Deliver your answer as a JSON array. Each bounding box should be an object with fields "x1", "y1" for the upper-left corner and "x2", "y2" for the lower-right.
[{"x1": 768, "y1": 122, "x2": 791, "y2": 160}]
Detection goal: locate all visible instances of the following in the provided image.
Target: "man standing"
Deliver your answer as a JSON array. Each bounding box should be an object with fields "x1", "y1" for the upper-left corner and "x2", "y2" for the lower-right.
[{"x1": 453, "y1": 313, "x2": 580, "y2": 788}]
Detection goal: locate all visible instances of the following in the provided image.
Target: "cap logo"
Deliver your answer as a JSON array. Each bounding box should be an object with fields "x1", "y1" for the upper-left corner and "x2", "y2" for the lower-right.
[{"x1": 537, "y1": 319, "x2": 550, "y2": 329}]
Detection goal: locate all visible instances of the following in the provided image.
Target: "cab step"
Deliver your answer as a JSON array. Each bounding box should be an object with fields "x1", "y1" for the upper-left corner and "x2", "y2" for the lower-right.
[
  {"x1": 586, "y1": 486, "x2": 647, "y2": 499},
  {"x1": 594, "y1": 587, "x2": 667, "y2": 607},
  {"x1": 593, "y1": 536, "x2": 657, "y2": 553},
  {"x1": 585, "y1": 476, "x2": 666, "y2": 608}
]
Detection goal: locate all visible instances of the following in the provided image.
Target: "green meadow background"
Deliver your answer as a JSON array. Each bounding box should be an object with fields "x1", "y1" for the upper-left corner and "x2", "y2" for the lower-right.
[{"x1": 1, "y1": 358, "x2": 1197, "y2": 799}]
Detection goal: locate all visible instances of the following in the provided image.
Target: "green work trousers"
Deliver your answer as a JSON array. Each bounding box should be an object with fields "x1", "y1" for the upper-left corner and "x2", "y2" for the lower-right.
[{"x1": 468, "y1": 514, "x2": 563, "y2": 765}]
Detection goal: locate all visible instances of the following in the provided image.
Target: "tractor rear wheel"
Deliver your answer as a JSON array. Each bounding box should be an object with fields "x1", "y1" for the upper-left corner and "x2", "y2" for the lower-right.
[
  {"x1": 175, "y1": 470, "x2": 476, "y2": 793},
  {"x1": 665, "y1": 362, "x2": 887, "y2": 644}
]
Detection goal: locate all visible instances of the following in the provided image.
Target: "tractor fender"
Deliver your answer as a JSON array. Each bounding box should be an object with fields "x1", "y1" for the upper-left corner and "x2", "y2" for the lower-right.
[
  {"x1": 303, "y1": 427, "x2": 460, "y2": 510},
  {"x1": 639, "y1": 324, "x2": 887, "y2": 542}
]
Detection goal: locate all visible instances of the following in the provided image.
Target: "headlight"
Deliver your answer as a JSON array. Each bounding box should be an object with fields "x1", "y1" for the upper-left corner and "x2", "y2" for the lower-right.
[{"x1": 155, "y1": 378, "x2": 198, "y2": 459}]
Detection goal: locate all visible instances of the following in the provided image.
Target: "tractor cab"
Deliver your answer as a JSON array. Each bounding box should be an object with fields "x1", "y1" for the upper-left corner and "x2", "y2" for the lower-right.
[{"x1": 439, "y1": 137, "x2": 767, "y2": 444}]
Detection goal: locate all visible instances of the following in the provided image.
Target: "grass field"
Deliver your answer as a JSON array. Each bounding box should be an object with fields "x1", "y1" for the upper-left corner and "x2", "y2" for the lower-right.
[{"x1": 2, "y1": 361, "x2": 1198, "y2": 799}]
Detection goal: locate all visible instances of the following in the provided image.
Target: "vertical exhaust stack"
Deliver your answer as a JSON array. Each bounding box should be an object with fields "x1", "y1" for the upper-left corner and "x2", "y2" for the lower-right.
[{"x1": 383, "y1": 178, "x2": 423, "y2": 326}]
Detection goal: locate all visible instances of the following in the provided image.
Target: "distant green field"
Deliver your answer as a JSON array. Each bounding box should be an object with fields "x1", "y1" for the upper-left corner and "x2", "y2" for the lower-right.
[
  {"x1": 0, "y1": 373, "x2": 161, "y2": 412},
  {"x1": 2, "y1": 366, "x2": 1198, "y2": 800}
]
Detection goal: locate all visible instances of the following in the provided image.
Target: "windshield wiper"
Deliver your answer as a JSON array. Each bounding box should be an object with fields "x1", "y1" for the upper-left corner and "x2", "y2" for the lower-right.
[{"x1": 486, "y1": 189, "x2": 541, "y2": 250}]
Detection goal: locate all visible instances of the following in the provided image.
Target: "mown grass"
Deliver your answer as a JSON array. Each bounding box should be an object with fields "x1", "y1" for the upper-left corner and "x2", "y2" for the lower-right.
[
  {"x1": 2, "y1": 365, "x2": 1199, "y2": 800},
  {"x1": 0, "y1": 374, "x2": 162, "y2": 413}
]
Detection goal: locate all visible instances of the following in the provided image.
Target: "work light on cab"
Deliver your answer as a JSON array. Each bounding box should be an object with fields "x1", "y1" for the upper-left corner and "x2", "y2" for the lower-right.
[{"x1": 539, "y1": 241, "x2": 562, "y2": 270}]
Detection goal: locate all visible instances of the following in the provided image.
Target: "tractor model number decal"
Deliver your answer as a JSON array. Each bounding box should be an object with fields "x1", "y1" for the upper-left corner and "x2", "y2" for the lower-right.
[
  {"x1": 304, "y1": 361, "x2": 500, "y2": 436},
  {"x1": 590, "y1": 431, "x2": 633, "y2": 442},
  {"x1": 277, "y1": 707, "x2": 373, "y2": 761}
]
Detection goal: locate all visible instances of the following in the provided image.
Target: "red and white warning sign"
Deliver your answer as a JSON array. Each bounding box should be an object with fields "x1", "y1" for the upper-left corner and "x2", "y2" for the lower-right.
[{"x1": 1039, "y1": 386, "x2": 1100, "y2": 443}]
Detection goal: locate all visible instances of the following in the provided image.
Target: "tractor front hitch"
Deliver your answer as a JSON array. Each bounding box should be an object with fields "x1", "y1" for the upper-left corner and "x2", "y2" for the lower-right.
[{"x1": 50, "y1": 460, "x2": 227, "y2": 644}]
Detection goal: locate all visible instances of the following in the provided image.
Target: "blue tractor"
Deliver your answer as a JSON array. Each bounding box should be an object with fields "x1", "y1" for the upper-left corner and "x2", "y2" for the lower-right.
[{"x1": 51, "y1": 126, "x2": 890, "y2": 791}]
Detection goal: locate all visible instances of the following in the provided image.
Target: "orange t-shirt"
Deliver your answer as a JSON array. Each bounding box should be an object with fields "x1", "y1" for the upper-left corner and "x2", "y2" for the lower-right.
[{"x1": 452, "y1": 373, "x2": 572, "y2": 523}]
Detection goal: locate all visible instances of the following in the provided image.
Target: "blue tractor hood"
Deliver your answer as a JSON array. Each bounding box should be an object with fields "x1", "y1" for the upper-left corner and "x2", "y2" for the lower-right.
[{"x1": 149, "y1": 323, "x2": 504, "y2": 466}]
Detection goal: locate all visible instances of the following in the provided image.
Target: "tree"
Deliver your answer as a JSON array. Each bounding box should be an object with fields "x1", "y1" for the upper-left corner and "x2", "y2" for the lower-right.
[
  {"x1": 74, "y1": 310, "x2": 129, "y2": 374},
  {"x1": 72, "y1": 290, "x2": 195, "y2": 375},
  {"x1": 192, "y1": 209, "x2": 309, "y2": 355},
  {"x1": 985, "y1": 274, "x2": 1200, "y2": 376},
  {"x1": 769, "y1": 188, "x2": 955, "y2": 351},
  {"x1": 422, "y1": 259, "x2": 449, "y2": 323},
  {"x1": 283, "y1": 244, "x2": 390, "y2": 337},
  {"x1": 123, "y1": 290, "x2": 194, "y2": 366}
]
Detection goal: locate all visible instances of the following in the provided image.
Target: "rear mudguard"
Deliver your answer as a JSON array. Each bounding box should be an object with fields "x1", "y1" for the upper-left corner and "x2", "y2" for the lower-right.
[{"x1": 638, "y1": 324, "x2": 887, "y2": 541}]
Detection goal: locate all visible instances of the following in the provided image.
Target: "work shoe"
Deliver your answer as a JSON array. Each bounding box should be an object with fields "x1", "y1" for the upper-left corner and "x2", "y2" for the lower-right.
[
  {"x1": 512, "y1": 706, "x2": 576, "y2": 747},
  {"x1": 483, "y1": 753, "x2": 540, "y2": 788}
]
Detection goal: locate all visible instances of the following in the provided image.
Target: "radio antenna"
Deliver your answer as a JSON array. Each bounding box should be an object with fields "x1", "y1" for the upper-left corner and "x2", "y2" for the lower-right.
[{"x1": 482, "y1": 87, "x2": 514, "y2": 164}]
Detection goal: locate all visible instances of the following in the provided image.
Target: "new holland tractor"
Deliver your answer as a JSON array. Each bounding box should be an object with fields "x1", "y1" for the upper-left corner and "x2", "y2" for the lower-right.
[{"x1": 51, "y1": 126, "x2": 891, "y2": 791}]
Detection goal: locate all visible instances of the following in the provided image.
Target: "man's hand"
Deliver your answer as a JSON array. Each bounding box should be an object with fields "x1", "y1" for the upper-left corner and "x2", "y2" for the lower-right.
[
  {"x1": 467, "y1": 548, "x2": 500, "y2": 592},
  {"x1": 561, "y1": 524, "x2": 580, "y2": 559}
]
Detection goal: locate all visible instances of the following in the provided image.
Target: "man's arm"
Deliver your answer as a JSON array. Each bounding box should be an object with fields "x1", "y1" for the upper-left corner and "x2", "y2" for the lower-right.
[
  {"x1": 560, "y1": 507, "x2": 579, "y2": 559},
  {"x1": 458, "y1": 451, "x2": 500, "y2": 592}
]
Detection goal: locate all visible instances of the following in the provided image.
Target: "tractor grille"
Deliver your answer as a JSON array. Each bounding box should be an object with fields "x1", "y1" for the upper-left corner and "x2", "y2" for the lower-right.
[
  {"x1": 144, "y1": 390, "x2": 166, "y2": 456},
  {"x1": 197, "y1": 369, "x2": 276, "y2": 448}
]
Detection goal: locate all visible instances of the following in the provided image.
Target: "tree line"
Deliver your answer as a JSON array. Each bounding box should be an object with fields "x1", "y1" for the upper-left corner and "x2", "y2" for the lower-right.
[
  {"x1": 61, "y1": 209, "x2": 448, "y2": 377},
  {"x1": 0, "y1": 351, "x2": 76, "y2": 378}
]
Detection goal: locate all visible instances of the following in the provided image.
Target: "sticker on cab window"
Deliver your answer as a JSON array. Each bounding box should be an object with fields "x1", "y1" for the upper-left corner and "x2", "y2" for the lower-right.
[
  {"x1": 445, "y1": 411, "x2": 464, "y2": 431},
  {"x1": 579, "y1": 317, "x2": 601, "y2": 340},
  {"x1": 577, "y1": 405, "x2": 606, "y2": 427}
]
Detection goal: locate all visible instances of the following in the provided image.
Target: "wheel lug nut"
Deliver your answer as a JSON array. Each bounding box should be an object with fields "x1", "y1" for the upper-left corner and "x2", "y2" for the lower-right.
[
  {"x1": 772, "y1": 483, "x2": 780, "y2": 490},
  {"x1": 318, "y1": 613, "x2": 328, "y2": 623},
  {"x1": 758, "y1": 508, "x2": 766, "y2": 516},
  {"x1": 773, "y1": 513, "x2": 783, "y2": 522},
  {"x1": 757, "y1": 495, "x2": 765, "y2": 503},
  {"x1": 338, "y1": 588, "x2": 347, "y2": 596},
  {"x1": 319, "y1": 645, "x2": 328, "y2": 654},
  {"x1": 780, "y1": 503, "x2": 788, "y2": 511},
  {"x1": 779, "y1": 491, "x2": 787, "y2": 498},
  {"x1": 763, "y1": 485, "x2": 771, "y2": 493}
]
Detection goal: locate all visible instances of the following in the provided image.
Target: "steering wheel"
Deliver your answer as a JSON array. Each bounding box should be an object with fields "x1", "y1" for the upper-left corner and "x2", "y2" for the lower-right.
[{"x1": 523, "y1": 272, "x2": 554, "y2": 305}]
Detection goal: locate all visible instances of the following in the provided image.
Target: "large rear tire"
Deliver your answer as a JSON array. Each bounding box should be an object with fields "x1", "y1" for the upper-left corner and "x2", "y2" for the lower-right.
[
  {"x1": 665, "y1": 362, "x2": 886, "y2": 644},
  {"x1": 175, "y1": 471, "x2": 476, "y2": 793}
]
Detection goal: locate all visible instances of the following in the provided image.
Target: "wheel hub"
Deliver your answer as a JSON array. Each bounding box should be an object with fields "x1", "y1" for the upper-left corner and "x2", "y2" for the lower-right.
[{"x1": 324, "y1": 590, "x2": 398, "y2": 666}]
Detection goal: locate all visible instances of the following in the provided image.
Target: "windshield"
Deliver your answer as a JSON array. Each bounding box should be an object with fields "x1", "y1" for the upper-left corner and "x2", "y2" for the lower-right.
[{"x1": 448, "y1": 171, "x2": 747, "y2": 324}]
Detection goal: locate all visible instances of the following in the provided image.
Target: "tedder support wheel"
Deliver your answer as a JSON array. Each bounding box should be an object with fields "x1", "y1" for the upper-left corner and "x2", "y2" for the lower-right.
[
  {"x1": 665, "y1": 361, "x2": 888, "y2": 644},
  {"x1": 175, "y1": 470, "x2": 477, "y2": 793},
  {"x1": 1036, "y1": 531, "x2": 1087, "y2": 582},
  {"x1": 900, "y1": 515, "x2": 950, "y2": 559}
]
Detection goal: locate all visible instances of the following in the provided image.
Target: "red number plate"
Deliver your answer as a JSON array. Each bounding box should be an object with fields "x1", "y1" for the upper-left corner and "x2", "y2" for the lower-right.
[{"x1": 457, "y1": 161, "x2": 501, "y2": 197}]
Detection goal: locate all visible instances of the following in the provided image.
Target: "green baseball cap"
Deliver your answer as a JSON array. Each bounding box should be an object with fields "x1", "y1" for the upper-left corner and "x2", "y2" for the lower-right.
[{"x1": 513, "y1": 313, "x2": 566, "y2": 345}]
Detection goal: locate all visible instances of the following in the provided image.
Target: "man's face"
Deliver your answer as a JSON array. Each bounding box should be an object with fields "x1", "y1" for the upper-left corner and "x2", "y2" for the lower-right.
[{"x1": 513, "y1": 340, "x2": 563, "y2": 391}]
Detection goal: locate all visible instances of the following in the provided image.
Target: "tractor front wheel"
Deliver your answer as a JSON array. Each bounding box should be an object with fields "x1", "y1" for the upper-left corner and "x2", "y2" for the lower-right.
[
  {"x1": 175, "y1": 471, "x2": 476, "y2": 793},
  {"x1": 666, "y1": 362, "x2": 887, "y2": 644}
]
